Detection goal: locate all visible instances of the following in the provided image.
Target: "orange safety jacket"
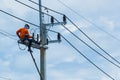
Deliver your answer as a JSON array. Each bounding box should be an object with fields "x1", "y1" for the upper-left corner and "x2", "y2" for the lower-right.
[{"x1": 16, "y1": 27, "x2": 32, "y2": 39}]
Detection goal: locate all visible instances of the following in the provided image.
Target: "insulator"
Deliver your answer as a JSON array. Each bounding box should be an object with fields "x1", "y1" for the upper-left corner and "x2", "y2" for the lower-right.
[
  {"x1": 63, "y1": 15, "x2": 66, "y2": 23},
  {"x1": 37, "y1": 34, "x2": 39, "y2": 42},
  {"x1": 51, "y1": 16, "x2": 54, "y2": 24},
  {"x1": 57, "y1": 33, "x2": 61, "y2": 42},
  {"x1": 25, "y1": 34, "x2": 29, "y2": 38},
  {"x1": 32, "y1": 33, "x2": 34, "y2": 40},
  {"x1": 46, "y1": 38, "x2": 49, "y2": 45}
]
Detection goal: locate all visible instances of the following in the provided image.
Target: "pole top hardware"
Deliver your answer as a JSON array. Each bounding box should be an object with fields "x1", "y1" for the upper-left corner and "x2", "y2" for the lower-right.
[{"x1": 18, "y1": 39, "x2": 48, "y2": 50}]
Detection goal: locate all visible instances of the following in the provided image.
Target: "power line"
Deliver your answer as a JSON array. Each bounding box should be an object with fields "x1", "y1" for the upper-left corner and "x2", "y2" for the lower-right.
[
  {"x1": 28, "y1": 0, "x2": 64, "y2": 16},
  {"x1": 0, "y1": 1, "x2": 117, "y2": 79},
  {"x1": 0, "y1": 31, "x2": 17, "y2": 40},
  {"x1": 61, "y1": 35, "x2": 115, "y2": 80},
  {"x1": 0, "y1": 8, "x2": 59, "y2": 80},
  {"x1": 24, "y1": 0, "x2": 120, "y2": 66},
  {"x1": 15, "y1": 0, "x2": 53, "y2": 17},
  {"x1": 57, "y1": 0, "x2": 120, "y2": 42},
  {"x1": 57, "y1": 0, "x2": 120, "y2": 66},
  {"x1": 14, "y1": 0, "x2": 120, "y2": 69},
  {"x1": 66, "y1": 17, "x2": 120, "y2": 65},
  {"x1": 0, "y1": 9, "x2": 58, "y2": 34},
  {"x1": 0, "y1": 29, "x2": 16, "y2": 37},
  {"x1": 54, "y1": 18, "x2": 120, "y2": 69},
  {"x1": 0, "y1": 9, "x2": 59, "y2": 42},
  {"x1": 0, "y1": 9, "x2": 39, "y2": 27},
  {"x1": 0, "y1": 31, "x2": 42, "y2": 79}
]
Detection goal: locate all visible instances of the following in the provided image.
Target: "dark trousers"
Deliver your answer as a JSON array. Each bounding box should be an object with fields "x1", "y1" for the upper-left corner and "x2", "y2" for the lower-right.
[{"x1": 21, "y1": 38, "x2": 33, "y2": 51}]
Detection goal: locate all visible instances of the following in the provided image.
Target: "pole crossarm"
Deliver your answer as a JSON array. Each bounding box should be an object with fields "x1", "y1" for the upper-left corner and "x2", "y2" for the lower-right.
[
  {"x1": 18, "y1": 40, "x2": 48, "y2": 49},
  {"x1": 45, "y1": 22, "x2": 66, "y2": 26}
]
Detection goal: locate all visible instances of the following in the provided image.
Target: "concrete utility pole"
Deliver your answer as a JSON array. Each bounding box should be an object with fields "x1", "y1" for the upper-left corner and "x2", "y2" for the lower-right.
[
  {"x1": 38, "y1": 0, "x2": 66, "y2": 80},
  {"x1": 39, "y1": 0, "x2": 46, "y2": 80}
]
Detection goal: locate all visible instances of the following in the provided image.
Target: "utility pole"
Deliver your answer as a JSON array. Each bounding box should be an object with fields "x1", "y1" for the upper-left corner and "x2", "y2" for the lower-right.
[
  {"x1": 38, "y1": 1, "x2": 66, "y2": 80},
  {"x1": 39, "y1": 0, "x2": 46, "y2": 80}
]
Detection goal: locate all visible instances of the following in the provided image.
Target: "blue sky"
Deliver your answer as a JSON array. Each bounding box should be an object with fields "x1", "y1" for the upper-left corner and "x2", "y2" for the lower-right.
[{"x1": 0, "y1": 0, "x2": 120, "y2": 80}]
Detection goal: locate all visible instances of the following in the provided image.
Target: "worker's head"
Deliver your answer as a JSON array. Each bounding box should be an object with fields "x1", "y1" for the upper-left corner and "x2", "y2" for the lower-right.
[{"x1": 24, "y1": 24, "x2": 30, "y2": 29}]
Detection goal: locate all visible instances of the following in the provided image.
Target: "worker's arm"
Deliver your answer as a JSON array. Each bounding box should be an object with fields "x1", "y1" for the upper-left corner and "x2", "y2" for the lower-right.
[
  {"x1": 28, "y1": 35, "x2": 33, "y2": 38},
  {"x1": 16, "y1": 29, "x2": 21, "y2": 38},
  {"x1": 26, "y1": 30, "x2": 32, "y2": 38}
]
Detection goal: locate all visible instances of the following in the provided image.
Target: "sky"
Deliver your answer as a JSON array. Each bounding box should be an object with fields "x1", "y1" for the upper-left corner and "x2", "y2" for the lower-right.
[{"x1": 0, "y1": 0, "x2": 120, "y2": 80}]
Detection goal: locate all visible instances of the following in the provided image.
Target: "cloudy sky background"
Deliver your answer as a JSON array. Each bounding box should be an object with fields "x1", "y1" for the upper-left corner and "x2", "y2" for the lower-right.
[{"x1": 0, "y1": 0, "x2": 120, "y2": 80}]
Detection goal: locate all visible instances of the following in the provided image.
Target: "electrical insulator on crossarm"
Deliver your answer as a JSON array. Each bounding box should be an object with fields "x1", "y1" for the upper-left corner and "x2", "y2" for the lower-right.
[
  {"x1": 57, "y1": 33, "x2": 61, "y2": 42},
  {"x1": 46, "y1": 38, "x2": 49, "y2": 45},
  {"x1": 63, "y1": 15, "x2": 67, "y2": 24},
  {"x1": 51, "y1": 16, "x2": 54, "y2": 24},
  {"x1": 32, "y1": 33, "x2": 35, "y2": 40},
  {"x1": 37, "y1": 34, "x2": 39, "y2": 42}
]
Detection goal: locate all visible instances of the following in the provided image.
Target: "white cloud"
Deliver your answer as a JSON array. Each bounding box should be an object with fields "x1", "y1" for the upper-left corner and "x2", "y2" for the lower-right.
[
  {"x1": 12, "y1": 54, "x2": 32, "y2": 69},
  {"x1": 0, "y1": 59, "x2": 10, "y2": 71},
  {"x1": 99, "y1": 16, "x2": 116, "y2": 30}
]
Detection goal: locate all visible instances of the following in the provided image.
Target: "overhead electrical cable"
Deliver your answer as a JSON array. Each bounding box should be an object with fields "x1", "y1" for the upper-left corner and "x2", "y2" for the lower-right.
[
  {"x1": 57, "y1": 0, "x2": 120, "y2": 42},
  {"x1": 0, "y1": 29, "x2": 26, "y2": 50},
  {"x1": 14, "y1": 0, "x2": 120, "y2": 68},
  {"x1": 66, "y1": 17, "x2": 120, "y2": 65},
  {"x1": 15, "y1": 0, "x2": 53, "y2": 17},
  {"x1": 1, "y1": 1, "x2": 117, "y2": 79},
  {"x1": 0, "y1": 29, "x2": 42, "y2": 79},
  {"x1": 0, "y1": 9, "x2": 39, "y2": 27},
  {"x1": 57, "y1": 0, "x2": 120, "y2": 65},
  {"x1": 28, "y1": 0, "x2": 64, "y2": 15},
  {"x1": 61, "y1": 35, "x2": 115, "y2": 80},
  {"x1": 26, "y1": 0, "x2": 120, "y2": 65},
  {"x1": 0, "y1": 31, "x2": 17, "y2": 40},
  {"x1": 0, "y1": 10, "x2": 58, "y2": 34},
  {"x1": 54, "y1": 18, "x2": 120, "y2": 69},
  {"x1": 0, "y1": 29, "x2": 16, "y2": 37}
]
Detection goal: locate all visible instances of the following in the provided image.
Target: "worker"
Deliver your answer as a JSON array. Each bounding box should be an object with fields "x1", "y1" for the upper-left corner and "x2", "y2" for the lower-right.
[{"x1": 16, "y1": 24, "x2": 33, "y2": 52}]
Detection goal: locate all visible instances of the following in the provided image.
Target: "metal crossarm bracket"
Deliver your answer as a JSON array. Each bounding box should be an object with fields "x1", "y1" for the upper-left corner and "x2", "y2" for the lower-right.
[
  {"x1": 18, "y1": 40, "x2": 48, "y2": 49},
  {"x1": 48, "y1": 40, "x2": 61, "y2": 44},
  {"x1": 45, "y1": 22, "x2": 66, "y2": 26}
]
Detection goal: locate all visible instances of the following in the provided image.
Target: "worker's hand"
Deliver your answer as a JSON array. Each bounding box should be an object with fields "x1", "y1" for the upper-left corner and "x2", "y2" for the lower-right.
[
  {"x1": 29, "y1": 36, "x2": 33, "y2": 38},
  {"x1": 18, "y1": 35, "x2": 20, "y2": 38}
]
